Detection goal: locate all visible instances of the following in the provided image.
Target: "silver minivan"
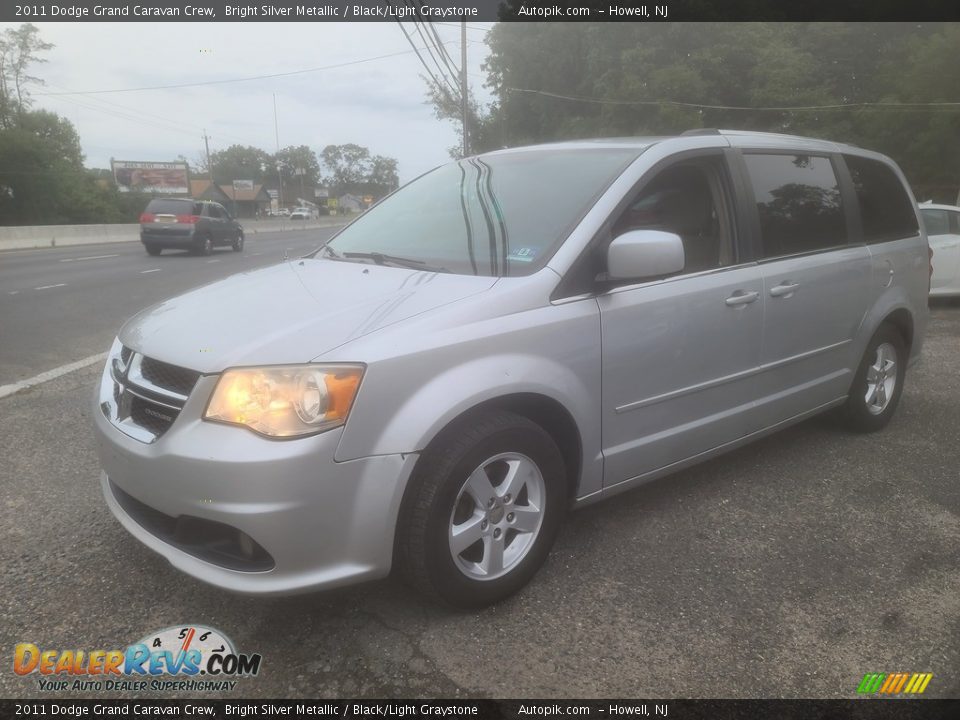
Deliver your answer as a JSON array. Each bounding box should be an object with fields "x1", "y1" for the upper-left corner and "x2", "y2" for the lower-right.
[{"x1": 94, "y1": 130, "x2": 929, "y2": 607}]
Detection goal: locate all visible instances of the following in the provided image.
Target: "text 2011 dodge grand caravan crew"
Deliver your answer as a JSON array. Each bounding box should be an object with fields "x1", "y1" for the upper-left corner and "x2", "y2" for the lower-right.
[{"x1": 93, "y1": 131, "x2": 929, "y2": 607}]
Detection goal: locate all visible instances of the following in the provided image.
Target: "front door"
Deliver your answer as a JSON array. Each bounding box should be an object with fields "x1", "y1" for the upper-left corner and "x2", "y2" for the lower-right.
[{"x1": 598, "y1": 154, "x2": 764, "y2": 487}]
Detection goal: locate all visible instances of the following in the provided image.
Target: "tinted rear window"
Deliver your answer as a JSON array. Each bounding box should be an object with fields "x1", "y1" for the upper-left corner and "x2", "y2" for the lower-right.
[
  {"x1": 146, "y1": 199, "x2": 201, "y2": 215},
  {"x1": 921, "y1": 209, "x2": 950, "y2": 236},
  {"x1": 844, "y1": 155, "x2": 918, "y2": 243},
  {"x1": 743, "y1": 153, "x2": 846, "y2": 258}
]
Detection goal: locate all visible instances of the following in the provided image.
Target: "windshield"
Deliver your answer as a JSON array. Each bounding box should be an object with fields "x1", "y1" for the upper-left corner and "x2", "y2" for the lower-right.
[{"x1": 318, "y1": 148, "x2": 639, "y2": 276}]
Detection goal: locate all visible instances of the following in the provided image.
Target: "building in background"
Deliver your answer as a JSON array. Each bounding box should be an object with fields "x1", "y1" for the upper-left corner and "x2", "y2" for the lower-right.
[
  {"x1": 189, "y1": 179, "x2": 232, "y2": 206},
  {"x1": 219, "y1": 183, "x2": 271, "y2": 218}
]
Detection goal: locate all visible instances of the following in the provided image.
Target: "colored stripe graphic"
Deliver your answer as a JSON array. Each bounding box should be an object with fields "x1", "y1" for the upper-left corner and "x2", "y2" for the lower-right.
[{"x1": 858, "y1": 672, "x2": 932, "y2": 695}]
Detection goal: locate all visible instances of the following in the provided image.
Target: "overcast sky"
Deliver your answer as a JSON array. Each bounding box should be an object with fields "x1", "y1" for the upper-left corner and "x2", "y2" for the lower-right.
[{"x1": 9, "y1": 22, "x2": 494, "y2": 182}]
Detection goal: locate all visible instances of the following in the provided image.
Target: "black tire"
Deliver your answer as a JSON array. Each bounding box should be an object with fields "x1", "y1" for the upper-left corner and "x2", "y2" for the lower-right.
[
  {"x1": 196, "y1": 235, "x2": 213, "y2": 256},
  {"x1": 397, "y1": 410, "x2": 568, "y2": 608},
  {"x1": 145, "y1": 245, "x2": 161, "y2": 256},
  {"x1": 841, "y1": 324, "x2": 907, "y2": 433},
  {"x1": 231, "y1": 232, "x2": 244, "y2": 252}
]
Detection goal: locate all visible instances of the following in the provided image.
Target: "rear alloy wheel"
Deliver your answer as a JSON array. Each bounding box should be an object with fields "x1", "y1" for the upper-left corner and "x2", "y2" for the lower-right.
[
  {"x1": 398, "y1": 410, "x2": 567, "y2": 608},
  {"x1": 841, "y1": 324, "x2": 907, "y2": 432},
  {"x1": 231, "y1": 232, "x2": 244, "y2": 252},
  {"x1": 197, "y1": 235, "x2": 213, "y2": 256},
  {"x1": 145, "y1": 245, "x2": 161, "y2": 256}
]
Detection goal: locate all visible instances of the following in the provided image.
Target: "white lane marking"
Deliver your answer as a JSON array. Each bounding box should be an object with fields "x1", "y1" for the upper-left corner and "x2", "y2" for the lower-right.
[
  {"x1": 34, "y1": 283, "x2": 67, "y2": 290},
  {"x1": 250, "y1": 252, "x2": 262, "y2": 256},
  {"x1": 8, "y1": 291, "x2": 19, "y2": 295},
  {"x1": 59, "y1": 254, "x2": 119, "y2": 263},
  {"x1": 140, "y1": 268, "x2": 161, "y2": 274},
  {"x1": 206, "y1": 259, "x2": 221, "y2": 263},
  {"x1": 0, "y1": 352, "x2": 108, "y2": 400}
]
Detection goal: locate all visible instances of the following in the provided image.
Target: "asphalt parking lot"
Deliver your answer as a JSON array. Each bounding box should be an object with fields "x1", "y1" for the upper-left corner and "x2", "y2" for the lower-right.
[{"x1": 1, "y1": 237, "x2": 958, "y2": 699}]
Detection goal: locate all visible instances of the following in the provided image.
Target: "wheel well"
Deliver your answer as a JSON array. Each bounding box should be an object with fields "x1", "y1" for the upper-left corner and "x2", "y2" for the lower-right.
[
  {"x1": 415, "y1": 394, "x2": 583, "y2": 499},
  {"x1": 391, "y1": 393, "x2": 583, "y2": 576},
  {"x1": 882, "y1": 309, "x2": 913, "y2": 352}
]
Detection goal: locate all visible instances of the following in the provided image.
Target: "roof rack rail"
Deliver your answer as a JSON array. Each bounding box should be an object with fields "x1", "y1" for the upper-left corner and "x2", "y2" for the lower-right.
[{"x1": 681, "y1": 128, "x2": 721, "y2": 136}]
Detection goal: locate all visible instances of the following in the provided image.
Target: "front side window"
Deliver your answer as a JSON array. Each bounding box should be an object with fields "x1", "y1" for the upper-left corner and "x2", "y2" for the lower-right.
[
  {"x1": 921, "y1": 209, "x2": 950, "y2": 236},
  {"x1": 844, "y1": 155, "x2": 918, "y2": 243},
  {"x1": 319, "y1": 148, "x2": 640, "y2": 277},
  {"x1": 206, "y1": 204, "x2": 223, "y2": 219},
  {"x1": 744, "y1": 153, "x2": 846, "y2": 259},
  {"x1": 611, "y1": 158, "x2": 735, "y2": 274}
]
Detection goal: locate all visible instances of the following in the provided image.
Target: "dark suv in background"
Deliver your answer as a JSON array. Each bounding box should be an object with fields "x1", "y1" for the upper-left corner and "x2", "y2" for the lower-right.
[{"x1": 139, "y1": 199, "x2": 244, "y2": 256}]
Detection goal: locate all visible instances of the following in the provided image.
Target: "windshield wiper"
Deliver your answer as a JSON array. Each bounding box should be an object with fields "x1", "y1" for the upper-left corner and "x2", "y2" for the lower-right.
[{"x1": 342, "y1": 251, "x2": 448, "y2": 273}]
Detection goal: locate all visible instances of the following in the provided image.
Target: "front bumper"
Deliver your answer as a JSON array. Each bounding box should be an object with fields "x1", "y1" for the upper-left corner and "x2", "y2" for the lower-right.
[{"x1": 93, "y1": 369, "x2": 418, "y2": 595}]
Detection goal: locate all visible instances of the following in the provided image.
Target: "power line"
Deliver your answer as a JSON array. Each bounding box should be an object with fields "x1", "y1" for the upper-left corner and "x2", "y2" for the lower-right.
[
  {"x1": 411, "y1": 9, "x2": 462, "y2": 94},
  {"x1": 504, "y1": 87, "x2": 960, "y2": 112},
  {"x1": 435, "y1": 22, "x2": 491, "y2": 33},
  {"x1": 407, "y1": 11, "x2": 461, "y2": 100},
  {"x1": 34, "y1": 45, "x2": 451, "y2": 97},
  {"x1": 389, "y1": 6, "x2": 462, "y2": 105},
  {"x1": 423, "y1": 16, "x2": 464, "y2": 84}
]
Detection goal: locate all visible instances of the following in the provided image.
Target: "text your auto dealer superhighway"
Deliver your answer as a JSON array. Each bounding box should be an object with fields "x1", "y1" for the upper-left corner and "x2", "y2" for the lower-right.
[{"x1": 45, "y1": 5, "x2": 216, "y2": 16}]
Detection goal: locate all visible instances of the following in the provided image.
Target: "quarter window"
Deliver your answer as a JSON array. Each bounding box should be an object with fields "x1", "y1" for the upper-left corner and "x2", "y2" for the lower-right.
[
  {"x1": 744, "y1": 153, "x2": 846, "y2": 259},
  {"x1": 844, "y1": 155, "x2": 918, "y2": 242}
]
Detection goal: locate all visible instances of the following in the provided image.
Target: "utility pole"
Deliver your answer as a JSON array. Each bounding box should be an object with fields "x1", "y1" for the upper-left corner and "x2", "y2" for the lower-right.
[
  {"x1": 203, "y1": 130, "x2": 213, "y2": 181},
  {"x1": 460, "y1": 21, "x2": 469, "y2": 158},
  {"x1": 273, "y1": 94, "x2": 284, "y2": 212}
]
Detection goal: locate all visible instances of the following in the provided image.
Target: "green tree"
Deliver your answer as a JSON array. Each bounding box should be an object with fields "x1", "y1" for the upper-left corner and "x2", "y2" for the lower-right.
[
  {"x1": 0, "y1": 23, "x2": 53, "y2": 128},
  {"x1": 207, "y1": 144, "x2": 273, "y2": 185},
  {"x1": 275, "y1": 144, "x2": 321, "y2": 199},
  {"x1": 319, "y1": 143, "x2": 371, "y2": 194}
]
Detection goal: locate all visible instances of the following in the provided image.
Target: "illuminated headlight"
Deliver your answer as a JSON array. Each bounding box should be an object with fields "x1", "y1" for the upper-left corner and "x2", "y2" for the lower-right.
[{"x1": 204, "y1": 364, "x2": 364, "y2": 438}]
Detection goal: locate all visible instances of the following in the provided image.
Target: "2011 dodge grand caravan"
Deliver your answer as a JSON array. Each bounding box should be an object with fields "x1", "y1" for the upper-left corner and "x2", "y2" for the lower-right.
[{"x1": 94, "y1": 130, "x2": 929, "y2": 607}]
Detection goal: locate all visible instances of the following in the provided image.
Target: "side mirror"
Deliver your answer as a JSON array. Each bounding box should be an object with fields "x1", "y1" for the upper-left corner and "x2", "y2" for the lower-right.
[{"x1": 607, "y1": 230, "x2": 685, "y2": 281}]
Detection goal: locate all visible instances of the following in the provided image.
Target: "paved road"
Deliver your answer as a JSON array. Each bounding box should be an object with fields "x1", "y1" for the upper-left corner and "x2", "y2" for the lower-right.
[
  {"x1": 0, "y1": 227, "x2": 338, "y2": 385},
  {"x1": 0, "y1": 276, "x2": 957, "y2": 698}
]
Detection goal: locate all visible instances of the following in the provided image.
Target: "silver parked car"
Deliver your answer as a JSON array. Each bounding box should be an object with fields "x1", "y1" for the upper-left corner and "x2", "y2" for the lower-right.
[{"x1": 94, "y1": 130, "x2": 929, "y2": 607}]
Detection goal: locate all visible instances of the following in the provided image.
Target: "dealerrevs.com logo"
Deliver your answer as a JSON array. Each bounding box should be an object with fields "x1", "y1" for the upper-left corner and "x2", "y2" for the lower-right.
[{"x1": 14, "y1": 625, "x2": 261, "y2": 692}]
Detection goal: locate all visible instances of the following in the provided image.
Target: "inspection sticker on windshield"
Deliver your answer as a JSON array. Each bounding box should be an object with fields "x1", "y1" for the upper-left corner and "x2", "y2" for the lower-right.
[{"x1": 506, "y1": 247, "x2": 538, "y2": 263}]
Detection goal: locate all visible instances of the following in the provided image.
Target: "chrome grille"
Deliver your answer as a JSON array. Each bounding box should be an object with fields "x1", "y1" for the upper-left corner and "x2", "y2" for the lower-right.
[{"x1": 100, "y1": 346, "x2": 199, "y2": 443}]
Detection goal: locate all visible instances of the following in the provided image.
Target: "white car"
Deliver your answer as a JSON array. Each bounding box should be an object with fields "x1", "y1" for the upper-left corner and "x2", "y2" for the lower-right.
[
  {"x1": 920, "y1": 203, "x2": 960, "y2": 296},
  {"x1": 290, "y1": 207, "x2": 312, "y2": 220}
]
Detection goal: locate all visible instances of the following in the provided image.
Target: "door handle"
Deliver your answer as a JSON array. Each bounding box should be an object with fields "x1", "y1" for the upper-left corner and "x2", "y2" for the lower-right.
[
  {"x1": 769, "y1": 282, "x2": 800, "y2": 297},
  {"x1": 725, "y1": 290, "x2": 760, "y2": 306}
]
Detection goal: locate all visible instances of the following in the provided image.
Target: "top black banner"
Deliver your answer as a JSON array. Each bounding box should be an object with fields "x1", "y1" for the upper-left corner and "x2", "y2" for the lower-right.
[{"x1": 2, "y1": 0, "x2": 960, "y2": 23}]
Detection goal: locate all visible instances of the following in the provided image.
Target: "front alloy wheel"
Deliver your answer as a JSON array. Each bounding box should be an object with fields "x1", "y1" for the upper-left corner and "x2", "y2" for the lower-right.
[
  {"x1": 398, "y1": 410, "x2": 567, "y2": 607},
  {"x1": 448, "y1": 452, "x2": 545, "y2": 581}
]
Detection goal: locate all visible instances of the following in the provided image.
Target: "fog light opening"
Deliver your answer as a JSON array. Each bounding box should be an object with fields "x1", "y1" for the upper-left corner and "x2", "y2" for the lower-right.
[{"x1": 238, "y1": 531, "x2": 256, "y2": 559}]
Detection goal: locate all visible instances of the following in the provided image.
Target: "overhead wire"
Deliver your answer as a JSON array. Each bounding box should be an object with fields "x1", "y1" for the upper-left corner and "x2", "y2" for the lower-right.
[
  {"x1": 34, "y1": 45, "x2": 454, "y2": 97},
  {"x1": 387, "y1": 2, "x2": 461, "y2": 105},
  {"x1": 504, "y1": 87, "x2": 960, "y2": 112}
]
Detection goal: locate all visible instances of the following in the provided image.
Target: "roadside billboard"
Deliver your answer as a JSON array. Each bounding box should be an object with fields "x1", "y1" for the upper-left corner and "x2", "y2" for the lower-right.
[{"x1": 112, "y1": 161, "x2": 189, "y2": 194}]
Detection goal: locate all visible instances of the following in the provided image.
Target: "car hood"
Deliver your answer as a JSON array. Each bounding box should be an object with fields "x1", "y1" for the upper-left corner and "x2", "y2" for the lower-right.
[{"x1": 119, "y1": 259, "x2": 498, "y2": 373}]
